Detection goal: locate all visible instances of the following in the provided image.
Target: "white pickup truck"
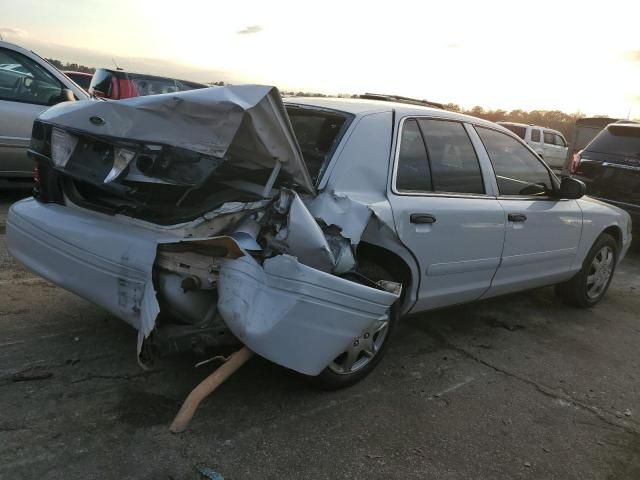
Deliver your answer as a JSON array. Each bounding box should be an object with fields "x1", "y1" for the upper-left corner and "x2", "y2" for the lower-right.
[{"x1": 497, "y1": 121, "x2": 568, "y2": 171}]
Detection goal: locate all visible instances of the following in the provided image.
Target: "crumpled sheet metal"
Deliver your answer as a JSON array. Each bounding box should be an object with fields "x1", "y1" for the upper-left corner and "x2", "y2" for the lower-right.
[
  {"x1": 37, "y1": 84, "x2": 314, "y2": 193},
  {"x1": 217, "y1": 254, "x2": 399, "y2": 375},
  {"x1": 277, "y1": 190, "x2": 335, "y2": 272},
  {"x1": 307, "y1": 191, "x2": 373, "y2": 245},
  {"x1": 6, "y1": 198, "x2": 251, "y2": 355}
]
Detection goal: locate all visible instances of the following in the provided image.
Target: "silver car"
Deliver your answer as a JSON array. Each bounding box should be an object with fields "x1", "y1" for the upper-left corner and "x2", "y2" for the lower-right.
[
  {"x1": 0, "y1": 41, "x2": 88, "y2": 188},
  {"x1": 6, "y1": 86, "x2": 631, "y2": 389}
]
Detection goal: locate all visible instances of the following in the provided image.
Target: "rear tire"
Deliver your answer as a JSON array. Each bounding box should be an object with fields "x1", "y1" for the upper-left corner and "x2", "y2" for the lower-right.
[
  {"x1": 555, "y1": 233, "x2": 617, "y2": 308},
  {"x1": 308, "y1": 261, "x2": 400, "y2": 390}
]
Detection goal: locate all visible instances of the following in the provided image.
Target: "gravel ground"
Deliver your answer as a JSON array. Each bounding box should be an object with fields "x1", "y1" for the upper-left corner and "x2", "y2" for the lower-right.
[{"x1": 2, "y1": 190, "x2": 640, "y2": 480}]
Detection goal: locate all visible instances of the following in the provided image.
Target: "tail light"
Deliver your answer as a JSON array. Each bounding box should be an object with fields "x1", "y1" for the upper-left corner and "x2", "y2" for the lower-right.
[{"x1": 570, "y1": 150, "x2": 582, "y2": 174}]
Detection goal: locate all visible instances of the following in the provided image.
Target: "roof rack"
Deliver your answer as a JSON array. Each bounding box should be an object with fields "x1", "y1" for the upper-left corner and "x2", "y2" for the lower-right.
[{"x1": 360, "y1": 93, "x2": 444, "y2": 110}]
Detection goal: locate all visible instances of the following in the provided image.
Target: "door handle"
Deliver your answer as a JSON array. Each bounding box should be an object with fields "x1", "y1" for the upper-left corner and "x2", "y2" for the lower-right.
[
  {"x1": 410, "y1": 213, "x2": 436, "y2": 224},
  {"x1": 508, "y1": 213, "x2": 527, "y2": 222}
]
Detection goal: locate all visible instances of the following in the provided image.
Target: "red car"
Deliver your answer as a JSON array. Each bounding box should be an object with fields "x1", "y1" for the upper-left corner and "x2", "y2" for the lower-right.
[
  {"x1": 88, "y1": 68, "x2": 207, "y2": 100},
  {"x1": 63, "y1": 71, "x2": 93, "y2": 91}
]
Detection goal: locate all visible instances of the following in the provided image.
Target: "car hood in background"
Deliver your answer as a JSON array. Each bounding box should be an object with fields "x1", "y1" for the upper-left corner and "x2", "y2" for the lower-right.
[{"x1": 36, "y1": 84, "x2": 315, "y2": 194}]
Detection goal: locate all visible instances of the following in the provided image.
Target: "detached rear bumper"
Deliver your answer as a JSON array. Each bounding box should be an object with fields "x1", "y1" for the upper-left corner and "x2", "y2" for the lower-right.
[
  {"x1": 218, "y1": 255, "x2": 399, "y2": 375},
  {"x1": 6, "y1": 198, "x2": 173, "y2": 337}
]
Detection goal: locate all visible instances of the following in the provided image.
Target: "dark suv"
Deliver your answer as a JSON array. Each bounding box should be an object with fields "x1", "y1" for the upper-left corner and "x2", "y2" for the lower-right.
[
  {"x1": 88, "y1": 68, "x2": 207, "y2": 100},
  {"x1": 570, "y1": 122, "x2": 640, "y2": 226}
]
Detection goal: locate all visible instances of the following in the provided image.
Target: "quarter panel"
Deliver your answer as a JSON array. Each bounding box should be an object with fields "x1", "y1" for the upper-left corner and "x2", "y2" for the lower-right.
[{"x1": 574, "y1": 197, "x2": 632, "y2": 267}]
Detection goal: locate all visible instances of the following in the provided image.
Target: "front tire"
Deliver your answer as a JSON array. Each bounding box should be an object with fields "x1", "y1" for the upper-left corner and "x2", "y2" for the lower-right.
[{"x1": 555, "y1": 233, "x2": 618, "y2": 307}]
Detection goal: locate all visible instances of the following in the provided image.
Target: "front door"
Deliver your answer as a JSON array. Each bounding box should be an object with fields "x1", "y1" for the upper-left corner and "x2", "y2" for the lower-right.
[
  {"x1": 0, "y1": 47, "x2": 64, "y2": 177},
  {"x1": 474, "y1": 126, "x2": 582, "y2": 297},
  {"x1": 388, "y1": 117, "x2": 505, "y2": 311}
]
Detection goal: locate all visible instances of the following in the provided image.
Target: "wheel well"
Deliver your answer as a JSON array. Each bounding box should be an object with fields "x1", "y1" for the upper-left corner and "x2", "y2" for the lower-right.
[
  {"x1": 602, "y1": 225, "x2": 623, "y2": 251},
  {"x1": 356, "y1": 242, "x2": 413, "y2": 305}
]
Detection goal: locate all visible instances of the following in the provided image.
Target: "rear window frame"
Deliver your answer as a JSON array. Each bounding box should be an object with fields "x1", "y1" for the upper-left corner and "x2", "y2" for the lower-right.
[
  {"x1": 391, "y1": 115, "x2": 490, "y2": 198},
  {"x1": 283, "y1": 103, "x2": 355, "y2": 189}
]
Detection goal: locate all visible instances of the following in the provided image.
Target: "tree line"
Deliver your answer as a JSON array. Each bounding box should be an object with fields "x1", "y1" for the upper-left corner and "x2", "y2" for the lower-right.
[
  {"x1": 46, "y1": 58, "x2": 95, "y2": 74},
  {"x1": 443, "y1": 103, "x2": 587, "y2": 139},
  {"x1": 44, "y1": 58, "x2": 610, "y2": 137}
]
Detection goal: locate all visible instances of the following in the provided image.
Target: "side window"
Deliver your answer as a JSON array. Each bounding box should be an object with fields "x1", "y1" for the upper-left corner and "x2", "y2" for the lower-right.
[
  {"x1": 476, "y1": 127, "x2": 553, "y2": 196},
  {"x1": 418, "y1": 119, "x2": 484, "y2": 194},
  {"x1": 0, "y1": 48, "x2": 63, "y2": 105},
  {"x1": 555, "y1": 134, "x2": 566, "y2": 147},
  {"x1": 396, "y1": 119, "x2": 431, "y2": 192},
  {"x1": 543, "y1": 131, "x2": 555, "y2": 144},
  {"x1": 531, "y1": 129, "x2": 541, "y2": 142}
]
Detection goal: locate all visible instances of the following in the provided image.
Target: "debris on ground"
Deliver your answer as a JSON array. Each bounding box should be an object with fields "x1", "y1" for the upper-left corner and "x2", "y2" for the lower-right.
[
  {"x1": 197, "y1": 466, "x2": 224, "y2": 480},
  {"x1": 170, "y1": 347, "x2": 254, "y2": 433}
]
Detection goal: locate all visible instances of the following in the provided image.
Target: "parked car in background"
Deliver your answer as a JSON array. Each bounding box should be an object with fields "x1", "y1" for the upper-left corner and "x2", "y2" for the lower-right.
[
  {"x1": 497, "y1": 121, "x2": 568, "y2": 171},
  {"x1": 561, "y1": 117, "x2": 623, "y2": 175},
  {"x1": 0, "y1": 41, "x2": 89, "y2": 188},
  {"x1": 88, "y1": 68, "x2": 207, "y2": 100},
  {"x1": 7, "y1": 87, "x2": 631, "y2": 389},
  {"x1": 63, "y1": 71, "x2": 93, "y2": 91},
  {"x1": 570, "y1": 122, "x2": 640, "y2": 228}
]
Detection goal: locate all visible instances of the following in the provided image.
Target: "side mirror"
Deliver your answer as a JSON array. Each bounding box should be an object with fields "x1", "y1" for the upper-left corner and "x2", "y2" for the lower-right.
[
  {"x1": 558, "y1": 176, "x2": 586, "y2": 199},
  {"x1": 61, "y1": 88, "x2": 75, "y2": 102},
  {"x1": 48, "y1": 88, "x2": 76, "y2": 106}
]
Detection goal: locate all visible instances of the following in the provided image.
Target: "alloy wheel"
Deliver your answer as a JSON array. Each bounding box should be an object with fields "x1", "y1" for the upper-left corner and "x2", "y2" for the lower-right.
[
  {"x1": 328, "y1": 315, "x2": 390, "y2": 375},
  {"x1": 586, "y1": 246, "x2": 614, "y2": 300}
]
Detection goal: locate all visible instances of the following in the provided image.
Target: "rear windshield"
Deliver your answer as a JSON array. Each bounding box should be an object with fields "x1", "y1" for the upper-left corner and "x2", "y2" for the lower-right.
[
  {"x1": 285, "y1": 105, "x2": 353, "y2": 184},
  {"x1": 89, "y1": 69, "x2": 113, "y2": 96},
  {"x1": 502, "y1": 124, "x2": 526, "y2": 140},
  {"x1": 586, "y1": 125, "x2": 640, "y2": 158},
  {"x1": 127, "y1": 74, "x2": 204, "y2": 96}
]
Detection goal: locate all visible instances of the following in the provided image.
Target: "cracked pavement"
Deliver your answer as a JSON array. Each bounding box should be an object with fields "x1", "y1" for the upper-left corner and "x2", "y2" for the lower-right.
[{"x1": 2, "y1": 190, "x2": 640, "y2": 479}]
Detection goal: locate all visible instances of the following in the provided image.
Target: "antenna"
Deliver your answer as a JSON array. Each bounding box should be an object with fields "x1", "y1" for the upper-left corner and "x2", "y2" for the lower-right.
[{"x1": 112, "y1": 57, "x2": 122, "y2": 71}]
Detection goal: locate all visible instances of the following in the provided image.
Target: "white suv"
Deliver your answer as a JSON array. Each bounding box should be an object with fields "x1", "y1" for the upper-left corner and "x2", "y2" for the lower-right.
[{"x1": 497, "y1": 122, "x2": 568, "y2": 171}]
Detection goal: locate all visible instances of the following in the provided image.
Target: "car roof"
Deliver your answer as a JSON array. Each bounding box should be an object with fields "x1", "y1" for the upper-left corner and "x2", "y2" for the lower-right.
[
  {"x1": 283, "y1": 96, "x2": 501, "y2": 128},
  {"x1": 606, "y1": 122, "x2": 640, "y2": 131}
]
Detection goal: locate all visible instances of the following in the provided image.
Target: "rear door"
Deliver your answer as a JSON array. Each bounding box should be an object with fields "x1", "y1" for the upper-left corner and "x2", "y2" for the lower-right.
[
  {"x1": 475, "y1": 127, "x2": 582, "y2": 297},
  {"x1": 388, "y1": 117, "x2": 505, "y2": 311},
  {"x1": 0, "y1": 47, "x2": 64, "y2": 177}
]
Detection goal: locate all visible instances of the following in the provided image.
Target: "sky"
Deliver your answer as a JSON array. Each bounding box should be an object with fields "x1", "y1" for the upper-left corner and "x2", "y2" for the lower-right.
[{"x1": 1, "y1": 0, "x2": 639, "y2": 118}]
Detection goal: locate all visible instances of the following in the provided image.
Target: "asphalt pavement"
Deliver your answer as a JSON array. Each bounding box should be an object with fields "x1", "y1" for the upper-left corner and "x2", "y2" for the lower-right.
[{"x1": 2, "y1": 190, "x2": 640, "y2": 480}]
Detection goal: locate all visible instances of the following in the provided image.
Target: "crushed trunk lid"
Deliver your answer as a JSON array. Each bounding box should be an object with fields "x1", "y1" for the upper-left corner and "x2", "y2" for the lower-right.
[{"x1": 36, "y1": 84, "x2": 315, "y2": 194}]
